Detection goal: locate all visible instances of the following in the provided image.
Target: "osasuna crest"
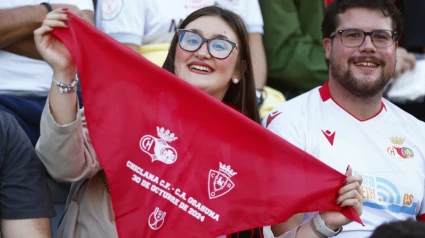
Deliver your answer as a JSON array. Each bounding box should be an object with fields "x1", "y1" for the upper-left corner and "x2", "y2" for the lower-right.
[
  {"x1": 148, "y1": 207, "x2": 166, "y2": 230},
  {"x1": 208, "y1": 162, "x2": 237, "y2": 199},
  {"x1": 140, "y1": 127, "x2": 178, "y2": 164}
]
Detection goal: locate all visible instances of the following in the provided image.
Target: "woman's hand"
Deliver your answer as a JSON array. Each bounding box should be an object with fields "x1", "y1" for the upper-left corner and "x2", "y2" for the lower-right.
[
  {"x1": 319, "y1": 165, "x2": 363, "y2": 230},
  {"x1": 34, "y1": 8, "x2": 76, "y2": 82},
  {"x1": 51, "y1": 4, "x2": 94, "y2": 25}
]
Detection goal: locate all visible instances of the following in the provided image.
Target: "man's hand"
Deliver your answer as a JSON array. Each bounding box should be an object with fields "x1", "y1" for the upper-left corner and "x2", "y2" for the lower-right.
[
  {"x1": 3, "y1": 35, "x2": 43, "y2": 60},
  {"x1": 1, "y1": 5, "x2": 94, "y2": 59}
]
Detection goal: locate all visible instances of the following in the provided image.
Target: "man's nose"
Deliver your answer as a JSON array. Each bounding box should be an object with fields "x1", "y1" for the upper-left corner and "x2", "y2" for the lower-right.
[{"x1": 359, "y1": 35, "x2": 377, "y2": 53}]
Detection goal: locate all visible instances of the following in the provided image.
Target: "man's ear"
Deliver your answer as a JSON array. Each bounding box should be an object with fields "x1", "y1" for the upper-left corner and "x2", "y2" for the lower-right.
[{"x1": 324, "y1": 38, "x2": 332, "y2": 60}]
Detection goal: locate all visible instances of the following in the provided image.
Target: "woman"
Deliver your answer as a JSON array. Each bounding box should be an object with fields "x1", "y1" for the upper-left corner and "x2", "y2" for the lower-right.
[
  {"x1": 96, "y1": 0, "x2": 267, "y2": 97},
  {"x1": 96, "y1": 0, "x2": 284, "y2": 119},
  {"x1": 34, "y1": 6, "x2": 362, "y2": 238}
]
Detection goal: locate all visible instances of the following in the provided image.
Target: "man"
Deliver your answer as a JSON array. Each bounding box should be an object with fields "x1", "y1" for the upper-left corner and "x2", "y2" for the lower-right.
[
  {"x1": 264, "y1": 0, "x2": 425, "y2": 237},
  {"x1": 259, "y1": 0, "x2": 416, "y2": 101},
  {"x1": 0, "y1": 111, "x2": 55, "y2": 237}
]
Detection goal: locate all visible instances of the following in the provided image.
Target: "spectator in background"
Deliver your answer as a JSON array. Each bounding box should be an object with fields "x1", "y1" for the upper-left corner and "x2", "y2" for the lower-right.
[
  {"x1": 96, "y1": 0, "x2": 283, "y2": 119},
  {"x1": 265, "y1": 0, "x2": 425, "y2": 237},
  {"x1": 0, "y1": 1, "x2": 94, "y2": 146},
  {"x1": 0, "y1": 111, "x2": 55, "y2": 238},
  {"x1": 369, "y1": 219, "x2": 425, "y2": 238},
  {"x1": 385, "y1": 0, "x2": 425, "y2": 122},
  {"x1": 0, "y1": 1, "x2": 94, "y2": 236},
  {"x1": 259, "y1": 0, "x2": 329, "y2": 99}
]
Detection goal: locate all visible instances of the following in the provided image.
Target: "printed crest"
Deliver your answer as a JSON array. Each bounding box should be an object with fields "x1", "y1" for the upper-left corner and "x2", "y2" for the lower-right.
[
  {"x1": 102, "y1": 0, "x2": 124, "y2": 20},
  {"x1": 148, "y1": 207, "x2": 166, "y2": 230},
  {"x1": 208, "y1": 162, "x2": 237, "y2": 199},
  {"x1": 387, "y1": 136, "x2": 414, "y2": 160},
  {"x1": 140, "y1": 127, "x2": 178, "y2": 164}
]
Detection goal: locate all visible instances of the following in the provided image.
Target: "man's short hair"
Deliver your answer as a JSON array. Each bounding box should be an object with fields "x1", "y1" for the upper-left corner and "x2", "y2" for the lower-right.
[
  {"x1": 369, "y1": 219, "x2": 425, "y2": 238},
  {"x1": 321, "y1": 0, "x2": 403, "y2": 40}
]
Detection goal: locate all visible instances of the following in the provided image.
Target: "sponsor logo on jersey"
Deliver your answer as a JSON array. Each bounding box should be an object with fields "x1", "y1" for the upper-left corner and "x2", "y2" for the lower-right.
[
  {"x1": 140, "y1": 127, "x2": 178, "y2": 164},
  {"x1": 387, "y1": 137, "x2": 414, "y2": 160},
  {"x1": 360, "y1": 175, "x2": 417, "y2": 215},
  {"x1": 208, "y1": 162, "x2": 237, "y2": 199},
  {"x1": 266, "y1": 111, "x2": 282, "y2": 128},
  {"x1": 321, "y1": 129, "x2": 336, "y2": 146}
]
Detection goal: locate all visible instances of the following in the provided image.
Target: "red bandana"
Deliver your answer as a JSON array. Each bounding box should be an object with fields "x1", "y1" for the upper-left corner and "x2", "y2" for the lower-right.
[{"x1": 52, "y1": 13, "x2": 362, "y2": 238}]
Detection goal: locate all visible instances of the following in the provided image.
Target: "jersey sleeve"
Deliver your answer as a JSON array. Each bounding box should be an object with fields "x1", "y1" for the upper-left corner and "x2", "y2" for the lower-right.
[
  {"x1": 96, "y1": 0, "x2": 145, "y2": 46},
  {"x1": 0, "y1": 113, "x2": 55, "y2": 219}
]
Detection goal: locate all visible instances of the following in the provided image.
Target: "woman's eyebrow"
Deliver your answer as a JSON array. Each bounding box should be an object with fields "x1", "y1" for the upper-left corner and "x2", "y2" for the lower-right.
[
  {"x1": 187, "y1": 29, "x2": 229, "y2": 39},
  {"x1": 212, "y1": 34, "x2": 229, "y2": 39}
]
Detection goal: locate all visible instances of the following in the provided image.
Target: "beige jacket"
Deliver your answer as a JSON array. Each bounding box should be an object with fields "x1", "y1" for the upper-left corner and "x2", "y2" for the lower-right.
[{"x1": 35, "y1": 101, "x2": 118, "y2": 238}]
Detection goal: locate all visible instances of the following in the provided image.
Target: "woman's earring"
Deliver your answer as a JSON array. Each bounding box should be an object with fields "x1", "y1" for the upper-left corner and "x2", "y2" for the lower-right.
[{"x1": 232, "y1": 78, "x2": 239, "y2": 84}]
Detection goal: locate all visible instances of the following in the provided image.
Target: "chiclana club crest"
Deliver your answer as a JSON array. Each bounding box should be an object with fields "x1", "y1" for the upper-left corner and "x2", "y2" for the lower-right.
[
  {"x1": 140, "y1": 127, "x2": 178, "y2": 164},
  {"x1": 208, "y1": 162, "x2": 237, "y2": 199},
  {"x1": 148, "y1": 207, "x2": 166, "y2": 230},
  {"x1": 387, "y1": 136, "x2": 414, "y2": 160}
]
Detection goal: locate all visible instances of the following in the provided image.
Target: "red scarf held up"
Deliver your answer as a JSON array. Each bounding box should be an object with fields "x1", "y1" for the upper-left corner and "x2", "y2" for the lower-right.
[{"x1": 52, "y1": 13, "x2": 362, "y2": 238}]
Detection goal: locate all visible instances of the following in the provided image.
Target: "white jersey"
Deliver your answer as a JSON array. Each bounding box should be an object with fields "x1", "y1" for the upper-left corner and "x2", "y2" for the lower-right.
[
  {"x1": 263, "y1": 82, "x2": 425, "y2": 238},
  {"x1": 96, "y1": 0, "x2": 264, "y2": 46},
  {"x1": 0, "y1": 0, "x2": 94, "y2": 96}
]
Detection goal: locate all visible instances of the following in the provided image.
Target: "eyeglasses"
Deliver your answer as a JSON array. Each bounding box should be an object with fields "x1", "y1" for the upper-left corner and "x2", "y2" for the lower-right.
[
  {"x1": 330, "y1": 29, "x2": 398, "y2": 48},
  {"x1": 176, "y1": 29, "x2": 237, "y2": 59}
]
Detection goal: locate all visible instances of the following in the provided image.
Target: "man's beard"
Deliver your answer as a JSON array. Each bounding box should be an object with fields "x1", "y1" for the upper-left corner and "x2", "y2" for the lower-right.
[{"x1": 329, "y1": 55, "x2": 393, "y2": 99}]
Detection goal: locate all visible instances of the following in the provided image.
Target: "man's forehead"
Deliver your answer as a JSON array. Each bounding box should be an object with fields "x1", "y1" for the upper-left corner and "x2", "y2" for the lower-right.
[{"x1": 337, "y1": 7, "x2": 393, "y2": 30}]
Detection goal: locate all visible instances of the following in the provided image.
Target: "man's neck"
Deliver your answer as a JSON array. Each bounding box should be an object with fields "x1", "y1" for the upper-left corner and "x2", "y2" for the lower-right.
[{"x1": 328, "y1": 79, "x2": 384, "y2": 121}]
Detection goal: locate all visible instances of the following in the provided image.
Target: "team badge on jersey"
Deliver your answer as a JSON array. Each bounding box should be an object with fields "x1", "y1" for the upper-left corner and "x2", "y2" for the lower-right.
[
  {"x1": 208, "y1": 162, "x2": 237, "y2": 199},
  {"x1": 102, "y1": 0, "x2": 124, "y2": 21},
  {"x1": 140, "y1": 127, "x2": 178, "y2": 164},
  {"x1": 148, "y1": 207, "x2": 166, "y2": 230},
  {"x1": 387, "y1": 137, "x2": 414, "y2": 160}
]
